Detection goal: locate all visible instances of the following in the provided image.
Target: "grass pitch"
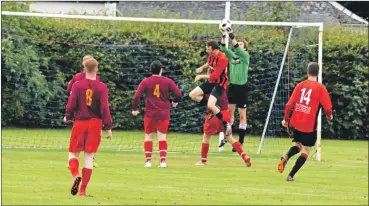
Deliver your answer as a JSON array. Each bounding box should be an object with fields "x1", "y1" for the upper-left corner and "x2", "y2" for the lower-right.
[{"x1": 1, "y1": 128, "x2": 368, "y2": 205}]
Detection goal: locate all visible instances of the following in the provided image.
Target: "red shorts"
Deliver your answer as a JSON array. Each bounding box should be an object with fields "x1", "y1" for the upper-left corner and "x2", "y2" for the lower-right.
[
  {"x1": 144, "y1": 117, "x2": 170, "y2": 134},
  {"x1": 203, "y1": 110, "x2": 230, "y2": 136},
  {"x1": 69, "y1": 118, "x2": 102, "y2": 153}
]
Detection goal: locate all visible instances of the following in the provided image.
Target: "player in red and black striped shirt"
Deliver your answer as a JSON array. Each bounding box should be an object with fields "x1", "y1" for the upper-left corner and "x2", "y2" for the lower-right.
[
  {"x1": 189, "y1": 41, "x2": 231, "y2": 136},
  {"x1": 278, "y1": 62, "x2": 333, "y2": 181}
]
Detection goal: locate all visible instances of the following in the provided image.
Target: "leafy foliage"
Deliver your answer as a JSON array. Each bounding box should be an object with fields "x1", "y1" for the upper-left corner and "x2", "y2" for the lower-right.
[{"x1": 1, "y1": 2, "x2": 368, "y2": 140}]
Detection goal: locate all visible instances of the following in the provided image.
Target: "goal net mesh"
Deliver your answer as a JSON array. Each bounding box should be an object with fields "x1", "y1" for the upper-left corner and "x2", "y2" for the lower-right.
[{"x1": 1, "y1": 14, "x2": 319, "y2": 156}]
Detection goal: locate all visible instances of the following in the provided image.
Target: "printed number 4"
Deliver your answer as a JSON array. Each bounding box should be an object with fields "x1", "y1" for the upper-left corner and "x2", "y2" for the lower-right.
[
  {"x1": 153, "y1": 84, "x2": 160, "y2": 98},
  {"x1": 300, "y1": 88, "x2": 312, "y2": 105}
]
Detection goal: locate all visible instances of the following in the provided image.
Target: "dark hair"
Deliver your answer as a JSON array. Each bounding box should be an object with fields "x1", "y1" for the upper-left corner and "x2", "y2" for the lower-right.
[
  {"x1": 207, "y1": 41, "x2": 219, "y2": 50},
  {"x1": 150, "y1": 60, "x2": 163, "y2": 75},
  {"x1": 307, "y1": 62, "x2": 319, "y2": 76}
]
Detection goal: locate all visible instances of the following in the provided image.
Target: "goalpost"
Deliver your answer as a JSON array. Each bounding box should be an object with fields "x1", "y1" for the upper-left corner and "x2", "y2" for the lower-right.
[{"x1": 1, "y1": 11, "x2": 323, "y2": 160}]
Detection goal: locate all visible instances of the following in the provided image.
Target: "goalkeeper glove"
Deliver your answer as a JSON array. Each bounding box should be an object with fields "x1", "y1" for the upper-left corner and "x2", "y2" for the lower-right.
[
  {"x1": 228, "y1": 32, "x2": 235, "y2": 40},
  {"x1": 225, "y1": 26, "x2": 234, "y2": 39}
]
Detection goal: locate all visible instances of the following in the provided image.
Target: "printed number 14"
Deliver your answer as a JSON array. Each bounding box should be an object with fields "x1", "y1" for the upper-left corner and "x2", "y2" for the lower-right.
[{"x1": 300, "y1": 88, "x2": 312, "y2": 105}]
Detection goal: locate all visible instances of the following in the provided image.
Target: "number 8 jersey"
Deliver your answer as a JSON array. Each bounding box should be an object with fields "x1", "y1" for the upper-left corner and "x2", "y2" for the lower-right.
[
  {"x1": 132, "y1": 76, "x2": 182, "y2": 120},
  {"x1": 65, "y1": 79, "x2": 113, "y2": 130},
  {"x1": 284, "y1": 80, "x2": 333, "y2": 133}
]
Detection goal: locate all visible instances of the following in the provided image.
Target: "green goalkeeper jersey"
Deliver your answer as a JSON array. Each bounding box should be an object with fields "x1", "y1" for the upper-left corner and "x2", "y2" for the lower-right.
[{"x1": 220, "y1": 44, "x2": 250, "y2": 85}]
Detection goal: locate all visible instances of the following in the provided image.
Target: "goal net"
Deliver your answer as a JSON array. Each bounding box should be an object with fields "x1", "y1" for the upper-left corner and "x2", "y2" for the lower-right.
[{"x1": 1, "y1": 12, "x2": 322, "y2": 158}]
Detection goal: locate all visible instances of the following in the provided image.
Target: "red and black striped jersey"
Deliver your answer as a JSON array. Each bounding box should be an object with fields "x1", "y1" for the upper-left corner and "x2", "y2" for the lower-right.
[{"x1": 207, "y1": 51, "x2": 229, "y2": 89}]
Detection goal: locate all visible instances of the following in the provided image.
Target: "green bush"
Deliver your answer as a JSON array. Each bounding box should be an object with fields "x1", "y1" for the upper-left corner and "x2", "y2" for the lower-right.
[{"x1": 1, "y1": 2, "x2": 368, "y2": 139}]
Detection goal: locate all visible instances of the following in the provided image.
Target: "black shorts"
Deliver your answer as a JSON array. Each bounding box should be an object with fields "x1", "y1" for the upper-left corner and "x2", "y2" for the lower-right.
[
  {"x1": 292, "y1": 129, "x2": 317, "y2": 147},
  {"x1": 227, "y1": 83, "x2": 248, "y2": 108},
  {"x1": 199, "y1": 82, "x2": 224, "y2": 99}
]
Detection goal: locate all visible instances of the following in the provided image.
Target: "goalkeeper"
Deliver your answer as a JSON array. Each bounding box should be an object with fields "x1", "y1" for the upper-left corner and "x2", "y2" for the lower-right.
[{"x1": 218, "y1": 27, "x2": 250, "y2": 152}]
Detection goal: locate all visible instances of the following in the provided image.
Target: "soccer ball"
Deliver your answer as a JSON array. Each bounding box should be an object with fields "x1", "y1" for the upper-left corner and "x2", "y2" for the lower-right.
[{"x1": 219, "y1": 19, "x2": 232, "y2": 33}]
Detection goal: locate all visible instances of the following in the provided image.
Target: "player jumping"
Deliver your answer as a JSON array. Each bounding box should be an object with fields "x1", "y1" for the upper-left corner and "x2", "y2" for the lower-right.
[
  {"x1": 132, "y1": 60, "x2": 182, "y2": 168},
  {"x1": 65, "y1": 58, "x2": 113, "y2": 196},
  {"x1": 219, "y1": 28, "x2": 250, "y2": 151},
  {"x1": 195, "y1": 87, "x2": 251, "y2": 167},
  {"x1": 189, "y1": 41, "x2": 231, "y2": 140},
  {"x1": 279, "y1": 62, "x2": 333, "y2": 181}
]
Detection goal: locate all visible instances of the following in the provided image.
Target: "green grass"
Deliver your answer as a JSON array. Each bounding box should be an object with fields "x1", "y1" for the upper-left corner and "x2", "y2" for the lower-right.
[{"x1": 1, "y1": 128, "x2": 368, "y2": 205}]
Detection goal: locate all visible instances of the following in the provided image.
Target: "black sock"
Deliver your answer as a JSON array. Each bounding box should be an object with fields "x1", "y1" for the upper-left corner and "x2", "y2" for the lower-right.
[
  {"x1": 239, "y1": 129, "x2": 246, "y2": 144},
  {"x1": 289, "y1": 154, "x2": 307, "y2": 178},
  {"x1": 286, "y1": 146, "x2": 300, "y2": 159},
  {"x1": 199, "y1": 97, "x2": 208, "y2": 106}
]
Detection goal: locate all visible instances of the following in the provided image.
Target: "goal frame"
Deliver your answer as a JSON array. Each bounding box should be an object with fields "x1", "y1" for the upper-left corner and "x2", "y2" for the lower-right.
[{"x1": 1, "y1": 11, "x2": 324, "y2": 161}]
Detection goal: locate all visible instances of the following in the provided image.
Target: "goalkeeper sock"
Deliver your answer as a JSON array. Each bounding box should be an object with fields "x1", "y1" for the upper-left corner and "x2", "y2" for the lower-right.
[
  {"x1": 201, "y1": 143, "x2": 209, "y2": 163},
  {"x1": 80, "y1": 168, "x2": 92, "y2": 192},
  {"x1": 159, "y1": 140, "x2": 167, "y2": 163},
  {"x1": 286, "y1": 145, "x2": 300, "y2": 160},
  {"x1": 232, "y1": 141, "x2": 246, "y2": 160},
  {"x1": 289, "y1": 153, "x2": 308, "y2": 178},
  {"x1": 68, "y1": 158, "x2": 79, "y2": 178},
  {"x1": 144, "y1": 141, "x2": 153, "y2": 162},
  {"x1": 199, "y1": 97, "x2": 208, "y2": 106},
  {"x1": 239, "y1": 124, "x2": 247, "y2": 144}
]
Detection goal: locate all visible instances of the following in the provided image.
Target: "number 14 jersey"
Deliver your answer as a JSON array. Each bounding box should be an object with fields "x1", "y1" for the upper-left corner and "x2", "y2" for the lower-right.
[
  {"x1": 132, "y1": 76, "x2": 182, "y2": 120},
  {"x1": 284, "y1": 79, "x2": 332, "y2": 133}
]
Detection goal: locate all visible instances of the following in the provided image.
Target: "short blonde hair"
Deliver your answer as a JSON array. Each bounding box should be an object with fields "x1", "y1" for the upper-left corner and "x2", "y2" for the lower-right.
[
  {"x1": 83, "y1": 55, "x2": 93, "y2": 61},
  {"x1": 84, "y1": 58, "x2": 98, "y2": 73},
  {"x1": 82, "y1": 55, "x2": 93, "y2": 67}
]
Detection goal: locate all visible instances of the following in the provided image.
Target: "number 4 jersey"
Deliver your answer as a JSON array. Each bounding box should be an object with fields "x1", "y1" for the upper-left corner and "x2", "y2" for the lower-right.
[
  {"x1": 65, "y1": 79, "x2": 113, "y2": 130},
  {"x1": 284, "y1": 79, "x2": 333, "y2": 133},
  {"x1": 132, "y1": 76, "x2": 182, "y2": 120}
]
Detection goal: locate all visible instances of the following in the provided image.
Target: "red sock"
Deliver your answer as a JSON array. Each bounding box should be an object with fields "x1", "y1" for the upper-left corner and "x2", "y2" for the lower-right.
[
  {"x1": 159, "y1": 140, "x2": 167, "y2": 162},
  {"x1": 68, "y1": 158, "x2": 79, "y2": 178},
  {"x1": 80, "y1": 168, "x2": 92, "y2": 192},
  {"x1": 232, "y1": 141, "x2": 247, "y2": 160},
  {"x1": 144, "y1": 141, "x2": 153, "y2": 162},
  {"x1": 201, "y1": 143, "x2": 209, "y2": 163}
]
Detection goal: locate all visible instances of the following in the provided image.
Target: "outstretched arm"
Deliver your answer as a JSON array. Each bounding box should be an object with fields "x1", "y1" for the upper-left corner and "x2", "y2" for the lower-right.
[
  {"x1": 229, "y1": 33, "x2": 249, "y2": 60},
  {"x1": 220, "y1": 36, "x2": 235, "y2": 59}
]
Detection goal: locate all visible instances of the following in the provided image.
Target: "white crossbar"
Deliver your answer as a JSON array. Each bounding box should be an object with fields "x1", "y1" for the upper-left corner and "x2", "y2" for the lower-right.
[{"x1": 2, "y1": 11, "x2": 323, "y2": 27}]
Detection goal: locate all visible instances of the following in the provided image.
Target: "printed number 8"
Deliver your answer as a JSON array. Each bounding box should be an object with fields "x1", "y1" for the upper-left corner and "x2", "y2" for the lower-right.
[
  {"x1": 153, "y1": 84, "x2": 160, "y2": 98},
  {"x1": 86, "y1": 89, "x2": 93, "y2": 106}
]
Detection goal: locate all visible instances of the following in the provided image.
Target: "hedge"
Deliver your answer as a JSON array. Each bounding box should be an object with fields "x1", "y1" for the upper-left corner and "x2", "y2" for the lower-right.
[{"x1": 1, "y1": 2, "x2": 368, "y2": 140}]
